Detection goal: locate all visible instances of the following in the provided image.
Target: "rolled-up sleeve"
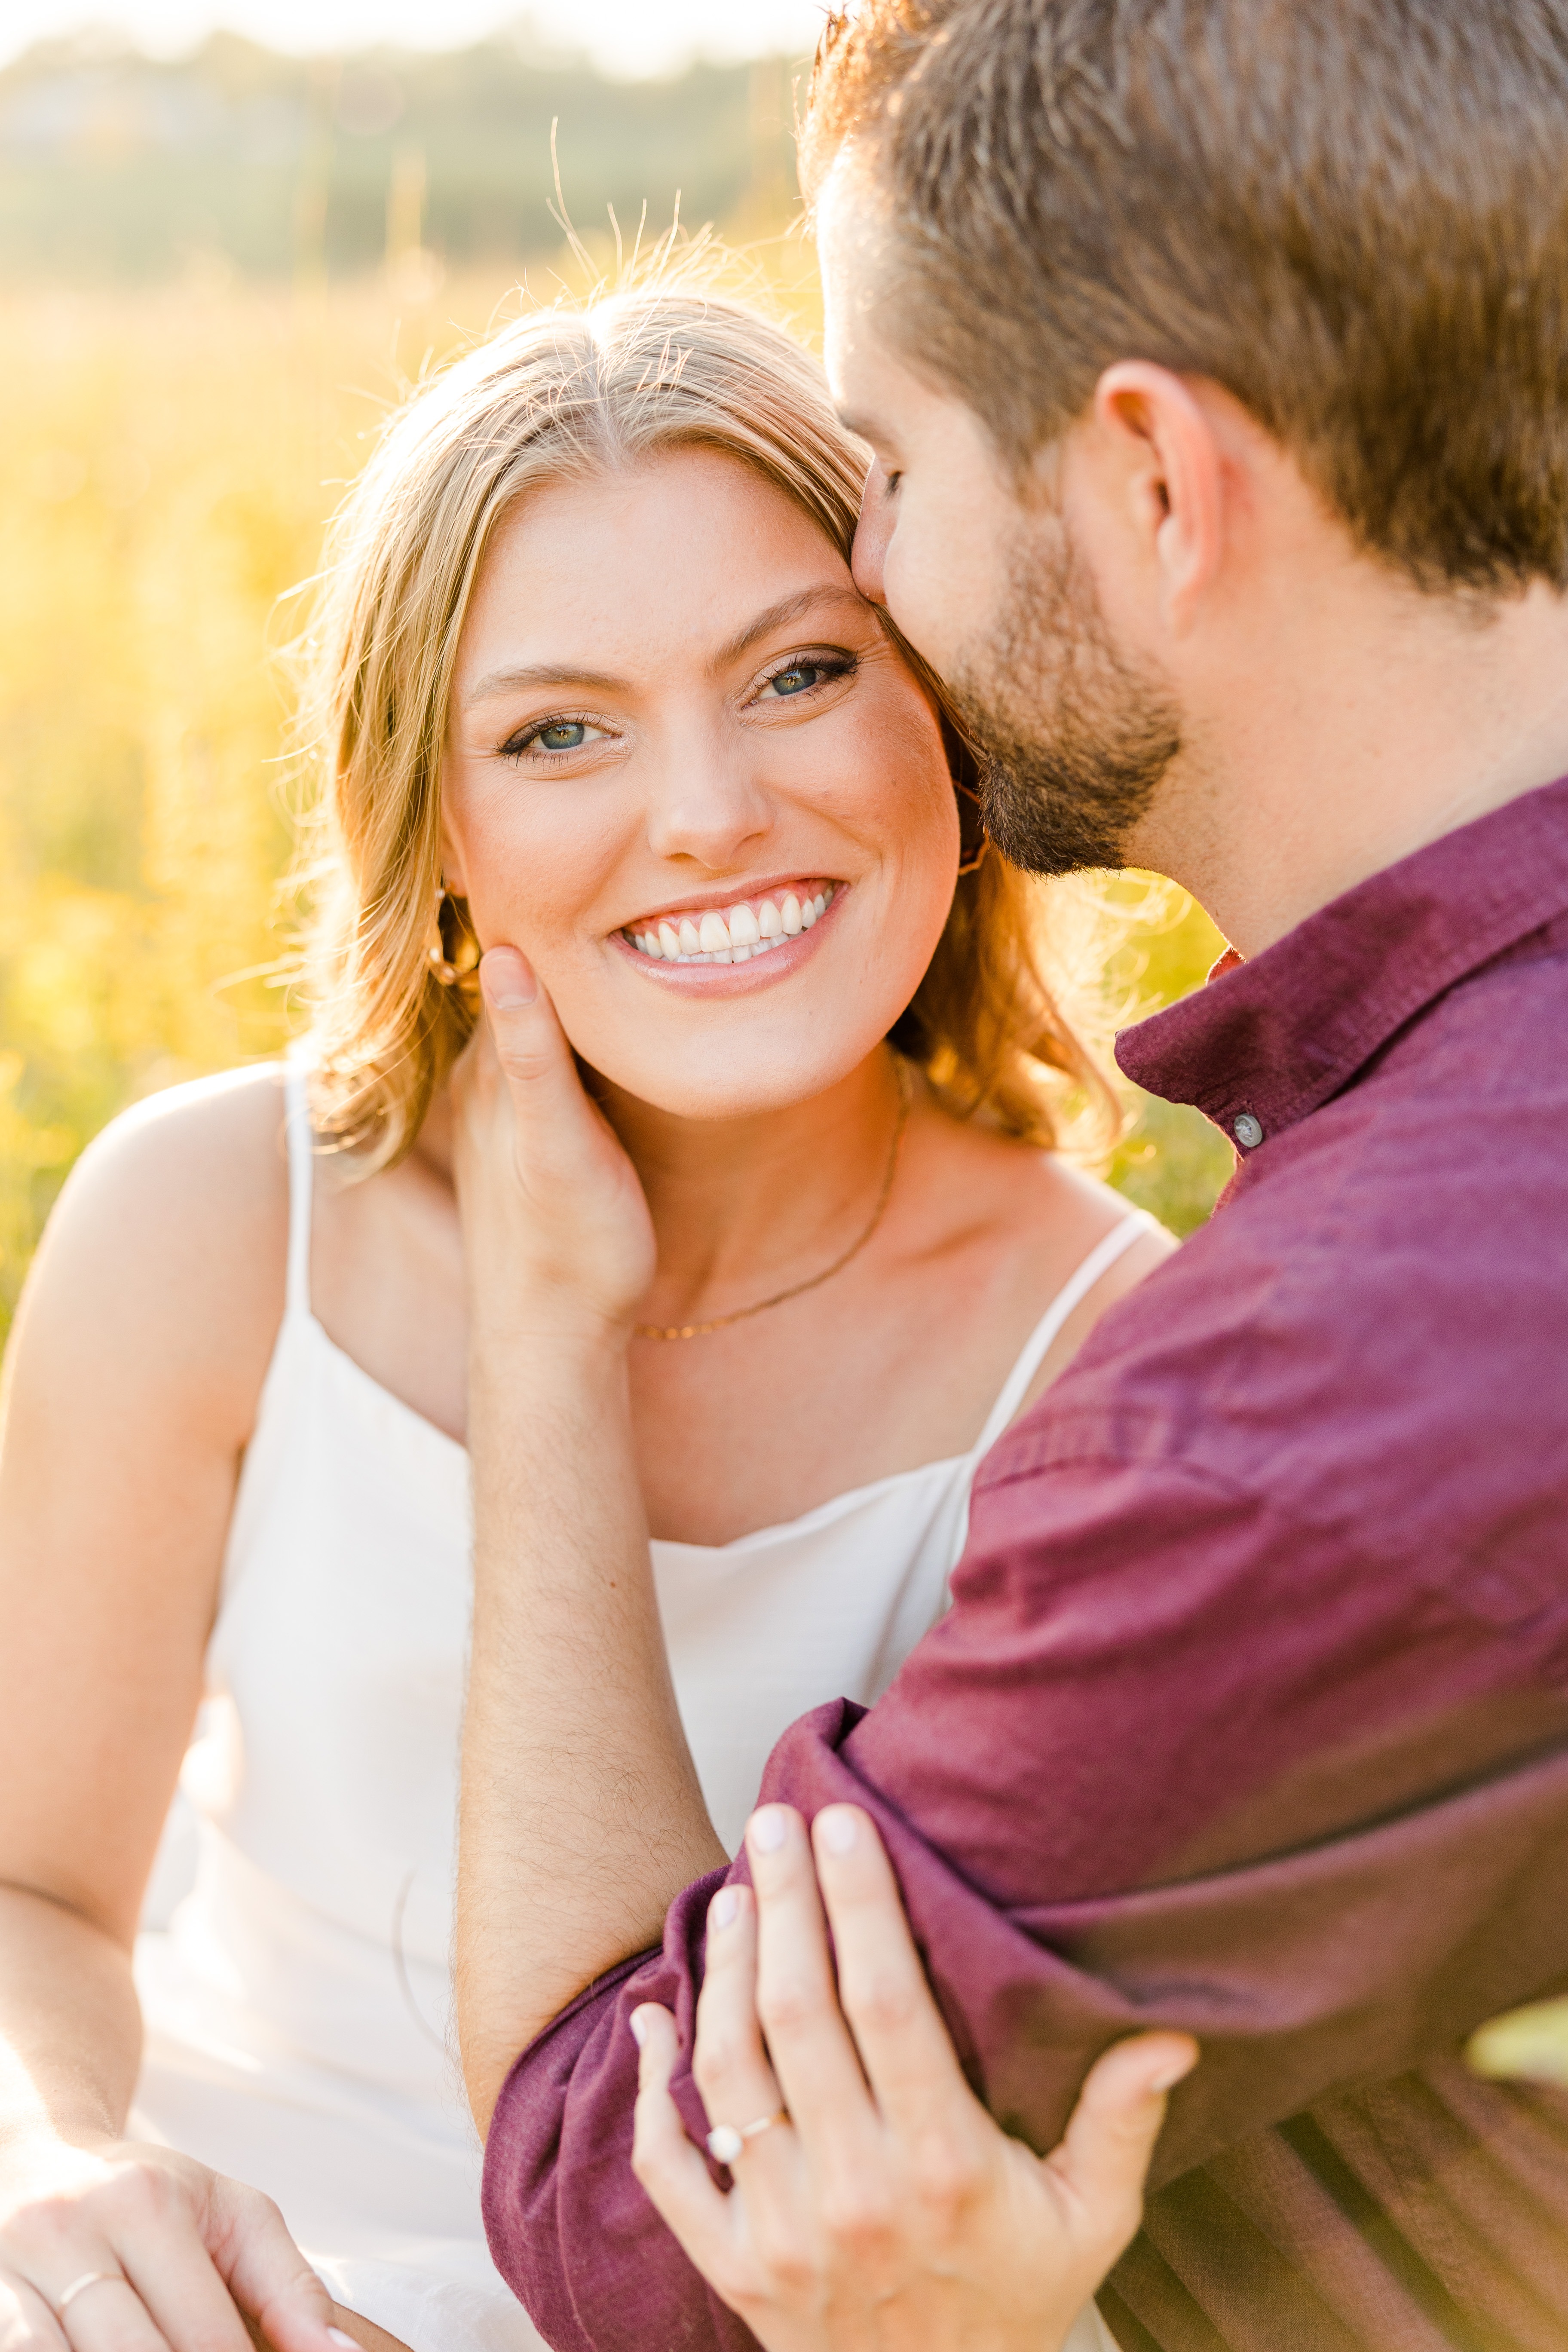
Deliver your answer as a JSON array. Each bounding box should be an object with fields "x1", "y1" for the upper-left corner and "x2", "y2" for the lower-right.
[{"x1": 482, "y1": 1448, "x2": 1568, "y2": 2351}]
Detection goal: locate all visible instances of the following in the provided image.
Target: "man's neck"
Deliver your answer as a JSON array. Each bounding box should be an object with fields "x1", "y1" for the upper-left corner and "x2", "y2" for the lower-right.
[{"x1": 1130, "y1": 577, "x2": 1568, "y2": 960}]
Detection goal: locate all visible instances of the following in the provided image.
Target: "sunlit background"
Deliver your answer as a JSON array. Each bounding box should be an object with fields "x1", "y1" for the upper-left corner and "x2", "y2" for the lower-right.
[
  {"x1": 0, "y1": 0, "x2": 1229, "y2": 1336},
  {"x1": 0, "y1": 3, "x2": 831, "y2": 79}
]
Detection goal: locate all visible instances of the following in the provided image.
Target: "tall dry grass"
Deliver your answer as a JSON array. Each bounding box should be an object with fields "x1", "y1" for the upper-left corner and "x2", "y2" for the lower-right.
[{"x1": 0, "y1": 248, "x2": 1227, "y2": 1338}]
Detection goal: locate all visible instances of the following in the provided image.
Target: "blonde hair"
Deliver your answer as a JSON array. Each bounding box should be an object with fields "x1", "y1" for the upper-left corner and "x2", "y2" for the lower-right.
[{"x1": 294, "y1": 290, "x2": 1111, "y2": 1164}]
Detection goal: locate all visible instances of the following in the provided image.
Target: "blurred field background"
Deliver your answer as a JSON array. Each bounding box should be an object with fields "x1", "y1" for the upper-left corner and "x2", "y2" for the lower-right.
[{"x1": 0, "y1": 24, "x2": 1230, "y2": 1341}]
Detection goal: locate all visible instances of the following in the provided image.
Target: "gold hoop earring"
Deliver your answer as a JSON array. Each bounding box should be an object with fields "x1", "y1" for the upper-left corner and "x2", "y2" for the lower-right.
[
  {"x1": 954, "y1": 777, "x2": 989, "y2": 877},
  {"x1": 426, "y1": 887, "x2": 459, "y2": 986}
]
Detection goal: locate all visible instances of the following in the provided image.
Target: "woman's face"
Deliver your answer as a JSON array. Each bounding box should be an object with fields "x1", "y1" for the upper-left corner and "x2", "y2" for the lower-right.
[{"x1": 441, "y1": 445, "x2": 960, "y2": 1121}]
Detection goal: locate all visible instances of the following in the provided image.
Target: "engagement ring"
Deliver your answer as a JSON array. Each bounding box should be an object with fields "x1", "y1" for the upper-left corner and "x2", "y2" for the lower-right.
[
  {"x1": 55, "y1": 2271, "x2": 121, "y2": 2318},
  {"x1": 706, "y1": 2109, "x2": 790, "y2": 2164}
]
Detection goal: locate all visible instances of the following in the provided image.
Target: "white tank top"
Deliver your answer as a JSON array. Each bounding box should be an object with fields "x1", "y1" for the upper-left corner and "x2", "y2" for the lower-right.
[{"x1": 133, "y1": 1066, "x2": 1140, "y2": 2352}]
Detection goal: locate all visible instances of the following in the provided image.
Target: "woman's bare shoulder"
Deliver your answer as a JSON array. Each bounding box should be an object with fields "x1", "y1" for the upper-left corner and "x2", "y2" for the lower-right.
[
  {"x1": 914, "y1": 1100, "x2": 1175, "y2": 1261},
  {"x1": 991, "y1": 1154, "x2": 1178, "y2": 1409},
  {"x1": 903, "y1": 1105, "x2": 1178, "y2": 1415},
  {"x1": 13, "y1": 1065, "x2": 294, "y2": 1444},
  {"x1": 59, "y1": 1061, "x2": 292, "y2": 1258}
]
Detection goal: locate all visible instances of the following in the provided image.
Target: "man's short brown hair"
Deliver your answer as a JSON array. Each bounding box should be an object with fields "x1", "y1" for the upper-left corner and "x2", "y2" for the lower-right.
[{"x1": 804, "y1": 0, "x2": 1568, "y2": 593}]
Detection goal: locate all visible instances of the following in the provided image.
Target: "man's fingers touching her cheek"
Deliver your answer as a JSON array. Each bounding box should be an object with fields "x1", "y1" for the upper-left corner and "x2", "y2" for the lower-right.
[
  {"x1": 478, "y1": 946, "x2": 575, "y2": 1107},
  {"x1": 480, "y1": 943, "x2": 538, "y2": 1010}
]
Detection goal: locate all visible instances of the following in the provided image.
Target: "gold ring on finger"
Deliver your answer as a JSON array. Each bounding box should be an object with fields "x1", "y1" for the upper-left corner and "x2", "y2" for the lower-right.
[
  {"x1": 707, "y1": 2110, "x2": 790, "y2": 2165},
  {"x1": 55, "y1": 2271, "x2": 123, "y2": 2319}
]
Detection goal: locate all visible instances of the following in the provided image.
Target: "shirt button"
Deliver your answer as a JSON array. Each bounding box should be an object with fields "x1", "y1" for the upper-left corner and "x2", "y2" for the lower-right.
[{"x1": 1233, "y1": 1112, "x2": 1264, "y2": 1149}]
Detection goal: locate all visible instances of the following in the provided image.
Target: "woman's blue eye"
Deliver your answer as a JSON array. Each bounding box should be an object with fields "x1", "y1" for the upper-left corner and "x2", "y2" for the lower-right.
[
  {"x1": 536, "y1": 721, "x2": 587, "y2": 750},
  {"x1": 770, "y1": 665, "x2": 821, "y2": 697}
]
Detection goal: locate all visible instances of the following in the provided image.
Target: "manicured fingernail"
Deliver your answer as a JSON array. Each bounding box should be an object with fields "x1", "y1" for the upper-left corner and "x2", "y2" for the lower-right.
[
  {"x1": 710, "y1": 1886, "x2": 742, "y2": 1932},
  {"x1": 482, "y1": 946, "x2": 537, "y2": 1009},
  {"x1": 1150, "y1": 2053, "x2": 1197, "y2": 2093},
  {"x1": 328, "y1": 2332, "x2": 361, "y2": 2348},
  {"x1": 818, "y1": 1807, "x2": 859, "y2": 1856},
  {"x1": 748, "y1": 1806, "x2": 789, "y2": 1855},
  {"x1": 629, "y1": 2007, "x2": 650, "y2": 2048}
]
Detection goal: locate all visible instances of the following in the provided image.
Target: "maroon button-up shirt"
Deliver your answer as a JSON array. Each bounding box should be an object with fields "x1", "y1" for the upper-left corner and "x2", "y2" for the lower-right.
[{"x1": 484, "y1": 774, "x2": 1568, "y2": 2352}]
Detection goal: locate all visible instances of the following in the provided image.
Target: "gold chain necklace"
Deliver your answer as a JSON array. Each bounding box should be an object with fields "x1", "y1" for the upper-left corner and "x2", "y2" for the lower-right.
[{"x1": 634, "y1": 1058, "x2": 914, "y2": 1341}]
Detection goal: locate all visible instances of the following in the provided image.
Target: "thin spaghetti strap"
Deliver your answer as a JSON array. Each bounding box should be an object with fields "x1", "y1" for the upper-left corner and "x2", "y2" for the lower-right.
[
  {"x1": 282, "y1": 1061, "x2": 315, "y2": 1317},
  {"x1": 970, "y1": 1213, "x2": 1154, "y2": 1458}
]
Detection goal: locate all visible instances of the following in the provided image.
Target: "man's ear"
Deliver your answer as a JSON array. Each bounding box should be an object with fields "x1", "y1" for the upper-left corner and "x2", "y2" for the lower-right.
[{"x1": 1092, "y1": 361, "x2": 1224, "y2": 633}]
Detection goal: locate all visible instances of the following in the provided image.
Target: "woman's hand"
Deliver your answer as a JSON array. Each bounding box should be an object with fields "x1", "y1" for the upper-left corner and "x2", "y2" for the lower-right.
[
  {"x1": 0, "y1": 2132, "x2": 351, "y2": 2352},
  {"x1": 631, "y1": 1805, "x2": 1197, "y2": 2352},
  {"x1": 452, "y1": 946, "x2": 655, "y2": 1348}
]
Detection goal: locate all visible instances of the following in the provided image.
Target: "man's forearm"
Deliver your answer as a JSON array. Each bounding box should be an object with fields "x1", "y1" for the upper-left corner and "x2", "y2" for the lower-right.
[
  {"x1": 479, "y1": 1688, "x2": 1568, "y2": 2352},
  {"x1": 478, "y1": 1437, "x2": 1568, "y2": 2350},
  {"x1": 457, "y1": 1329, "x2": 726, "y2": 2131}
]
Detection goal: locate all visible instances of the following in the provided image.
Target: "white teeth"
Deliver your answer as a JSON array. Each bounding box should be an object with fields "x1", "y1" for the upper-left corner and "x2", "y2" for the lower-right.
[{"x1": 627, "y1": 885, "x2": 835, "y2": 962}]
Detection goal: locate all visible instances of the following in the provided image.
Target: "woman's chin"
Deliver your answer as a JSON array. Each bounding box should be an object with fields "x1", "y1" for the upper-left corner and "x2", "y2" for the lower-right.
[
  {"x1": 581, "y1": 1040, "x2": 886, "y2": 1128},
  {"x1": 560, "y1": 962, "x2": 930, "y2": 1128}
]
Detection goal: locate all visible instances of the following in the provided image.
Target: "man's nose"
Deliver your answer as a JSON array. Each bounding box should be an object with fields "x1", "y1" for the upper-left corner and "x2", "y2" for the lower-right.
[{"x1": 851, "y1": 460, "x2": 894, "y2": 606}]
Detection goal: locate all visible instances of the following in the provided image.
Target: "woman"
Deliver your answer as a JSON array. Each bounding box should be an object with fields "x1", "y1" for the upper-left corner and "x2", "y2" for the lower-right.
[{"x1": 0, "y1": 293, "x2": 1170, "y2": 2352}]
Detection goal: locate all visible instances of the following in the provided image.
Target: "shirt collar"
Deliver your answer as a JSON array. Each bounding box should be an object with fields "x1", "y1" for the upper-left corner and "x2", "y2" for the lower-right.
[{"x1": 1115, "y1": 771, "x2": 1568, "y2": 1148}]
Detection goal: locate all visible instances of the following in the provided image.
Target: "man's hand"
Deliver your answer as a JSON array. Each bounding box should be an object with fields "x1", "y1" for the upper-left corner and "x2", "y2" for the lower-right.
[
  {"x1": 630, "y1": 1804, "x2": 1196, "y2": 2352},
  {"x1": 453, "y1": 945, "x2": 724, "y2": 2125},
  {"x1": 452, "y1": 946, "x2": 656, "y2": 1351}
]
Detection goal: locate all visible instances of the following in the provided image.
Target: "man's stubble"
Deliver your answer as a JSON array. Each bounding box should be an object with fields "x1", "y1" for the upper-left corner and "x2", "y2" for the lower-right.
[{"x1": 945, "y1": 515, "x2": 1185, "y2": 877}]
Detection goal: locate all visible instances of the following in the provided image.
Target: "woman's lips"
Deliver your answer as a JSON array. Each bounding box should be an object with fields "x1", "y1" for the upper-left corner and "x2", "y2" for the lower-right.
[
  {"x1": 621, "y1": 882, "x2": 836, "y2": 966},
  {"x1": 610, "y1": 882, "x2": 845, "y2": 986}
]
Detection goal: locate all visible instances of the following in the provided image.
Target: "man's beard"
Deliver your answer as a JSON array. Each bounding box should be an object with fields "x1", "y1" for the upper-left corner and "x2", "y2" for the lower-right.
[{"x1": 945, "y1": 524, "x2": 1184, "y2": 876}]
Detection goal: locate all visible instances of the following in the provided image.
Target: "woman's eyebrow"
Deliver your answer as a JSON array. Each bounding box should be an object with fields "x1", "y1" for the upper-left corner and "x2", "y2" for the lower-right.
[
  {"x1": 710, "y1": 585, "x2": 869, "y2": 673},
  {"x1": 461, "y1": 586, "x2": 867, "y2": 709},
  {"x1": 463, "y1": 661, "x2": 628, "y2": 707}
]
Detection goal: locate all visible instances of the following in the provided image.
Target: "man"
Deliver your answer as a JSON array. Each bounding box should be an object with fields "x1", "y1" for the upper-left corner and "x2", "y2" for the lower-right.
[{"x1": 459, "y1": 0, "x2": 1568, "y2": 2343}]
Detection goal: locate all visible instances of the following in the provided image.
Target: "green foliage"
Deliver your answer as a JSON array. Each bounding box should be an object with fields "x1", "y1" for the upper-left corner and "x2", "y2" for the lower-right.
[
  {"x1": 1469, "y1": 1997, "x2": 1568, "y2": 2089},
  {"x1": 0, "y1": 34, "x2": 801, "y2": 284},
  {"x1": 1100, "y1": 883, "x2": 1234, "y2": 1237}
]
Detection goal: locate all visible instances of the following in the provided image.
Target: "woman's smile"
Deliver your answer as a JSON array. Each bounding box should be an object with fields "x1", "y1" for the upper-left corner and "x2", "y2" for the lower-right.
[
  {"x1": 442, "y1": 444, "x2": 960, "y2": 1116},
  {"x1": 0, "y1": 288, "x2": 1177, "y2": 2352},
  {"x1": 614, "y1": 878, "x2": 842, "y2": 984}
]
